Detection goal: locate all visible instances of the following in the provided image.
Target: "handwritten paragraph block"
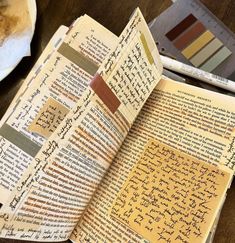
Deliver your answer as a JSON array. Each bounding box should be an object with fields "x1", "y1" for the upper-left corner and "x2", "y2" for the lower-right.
[
  {"x1": 111, "y1": 139, "x2": 232, "y2": 243},
  {"x1": 28, "y1": 98, "x2": 69, "y2": 138}
]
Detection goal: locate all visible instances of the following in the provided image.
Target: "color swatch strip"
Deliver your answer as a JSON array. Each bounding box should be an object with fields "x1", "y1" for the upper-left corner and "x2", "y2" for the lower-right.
[
  {"x1": 166, "y1": 14, "x2": 232, "y2": 72},
  {"x1": 174, "y1": 21, "x2": 206, "y2": 50},
  {"x1": 181, "y1": 30, "x2": 214, "y2": 59},
  {"x1": 190, "y1": 38, "x2": 223, "y2": 67},
  {"x1": 166, "y1": 14, "x2": 197, "y2": 41},
  {"x1": 200, "y1": 46, "x2": 232, "y2": 72}
]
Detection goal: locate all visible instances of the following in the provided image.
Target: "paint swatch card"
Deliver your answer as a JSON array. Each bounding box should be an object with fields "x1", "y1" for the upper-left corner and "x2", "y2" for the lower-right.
[{"x1": 149, "y1": 0, "x2": 235, "y2": 80}]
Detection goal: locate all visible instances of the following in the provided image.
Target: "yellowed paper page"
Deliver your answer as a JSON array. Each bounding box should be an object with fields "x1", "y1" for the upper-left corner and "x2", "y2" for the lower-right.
[
  {"x1": 0, "y1": 24, "x2": 69, "y2": 127},
  {"x1": 0, "y1": 15, "x2": 118, "y2": 196},
  {"x1": 110, "y1": 139, "x2": 232, "y2": 243},
  {"x1": 0, "y1": 9, "x2": 162, "y2": 241},
  {"x1": 98, "y1": 8, "x2": 162, "y2": 82},
  {"x1": 146, "y1": 77, "x2": 235, "y2": 169}
]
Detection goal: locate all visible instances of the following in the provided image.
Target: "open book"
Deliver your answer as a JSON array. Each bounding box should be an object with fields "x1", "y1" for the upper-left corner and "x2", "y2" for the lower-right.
[{"x1": 0, "y1": 8, "x2": 235, "y2": 243}]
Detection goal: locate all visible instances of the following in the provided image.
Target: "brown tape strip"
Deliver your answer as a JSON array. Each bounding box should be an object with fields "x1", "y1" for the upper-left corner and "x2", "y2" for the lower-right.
[
  {"x1": 166, "y1": 14, "x2": 197, "y2": 41},
  {"x1": 90, "y1": 74, "x2": 121, "y2": 113},
  {"x1": 173, "y1": 21, "x2": 206, "y2": 50}
]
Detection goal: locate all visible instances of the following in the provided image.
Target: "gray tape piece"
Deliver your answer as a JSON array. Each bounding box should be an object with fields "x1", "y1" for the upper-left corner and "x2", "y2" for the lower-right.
[
  {"x1": 0, "y1": 123, "x2": 41, "y2": 157},
  {"x1": 58, "y1": 43, "x2": 98, "y2": 76}
]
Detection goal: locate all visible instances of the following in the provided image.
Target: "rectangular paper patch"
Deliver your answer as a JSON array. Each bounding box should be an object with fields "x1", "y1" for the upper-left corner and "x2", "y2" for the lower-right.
[
  {"x1": 110, "y1": 139, "x2": 232, "y2": 243},
  {"x1": 28, "y1": 98, "x2": 69, "y2": 138}
]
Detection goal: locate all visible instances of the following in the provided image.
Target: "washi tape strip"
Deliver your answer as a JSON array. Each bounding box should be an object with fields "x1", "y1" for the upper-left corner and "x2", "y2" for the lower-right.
[
  {"x1": 166, "y1": 14, "x2": 197, "y2": 41},
  {"x1": 58, "y1": 42, "x2": 98, "y2": 76},
  {"x1": 140, "y1": 33, "x2": 154, "y2": 65},
  {"x1": 0, "y1": 123, "x2": 41, "y2": 157},
  {"x1": 90, "y1": 73, "x2": 121, "y2": 113}
]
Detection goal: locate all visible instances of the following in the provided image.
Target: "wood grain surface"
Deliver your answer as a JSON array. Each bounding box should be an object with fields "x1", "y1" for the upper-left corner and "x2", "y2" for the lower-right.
[{"x1": 0, "y1": 0, "x2": 235, "y2": 242}]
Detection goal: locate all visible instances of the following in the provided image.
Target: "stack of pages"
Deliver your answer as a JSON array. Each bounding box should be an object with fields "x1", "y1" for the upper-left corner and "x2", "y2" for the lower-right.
[{"x1": 0, "y1": 8, "x2": 235, "y2": 243}]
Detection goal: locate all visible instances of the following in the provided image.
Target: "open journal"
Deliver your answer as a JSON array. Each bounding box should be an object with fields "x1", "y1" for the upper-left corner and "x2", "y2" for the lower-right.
[{"x1": 0, "y1": 8, "x2": 235, "y2": 243}]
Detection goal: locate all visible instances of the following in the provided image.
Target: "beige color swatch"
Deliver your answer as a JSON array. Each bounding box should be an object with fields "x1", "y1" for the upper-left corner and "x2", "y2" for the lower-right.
[
  {"x1": 190, "y1": 38, "x2": 223, "y2": 67},
  {"x1": 200, "y1": 46, "x2": 232, "y2": 72}
]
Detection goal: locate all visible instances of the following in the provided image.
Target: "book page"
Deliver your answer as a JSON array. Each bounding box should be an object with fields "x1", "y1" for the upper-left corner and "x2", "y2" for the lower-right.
[
  {"x1": 0, "y1": 9, "x2": 162, "y2": 241},
  {"x1": 0, "y1": 24, "x2": 69, "y2": 126},
  {"x1": 110, "y1": 139, "x2": 232, "y2": 243},
  {"x1": 0, "y1": 15, "x2": 118, "y2": 199},
  {"x1": 143, "y1": 77, "x2": 235, "y2": 168},
  {"x1": 71, "y1": 77, "x2": 235, "y2": 242},
  {"x1": 0, "y1": 25, "x2": 68, "y2": 204}
]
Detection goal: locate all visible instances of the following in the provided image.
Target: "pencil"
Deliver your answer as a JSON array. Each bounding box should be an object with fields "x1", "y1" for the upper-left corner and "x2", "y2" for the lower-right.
[{"x1": 160, "y1": 55, "x2": 235, "y2": 93}]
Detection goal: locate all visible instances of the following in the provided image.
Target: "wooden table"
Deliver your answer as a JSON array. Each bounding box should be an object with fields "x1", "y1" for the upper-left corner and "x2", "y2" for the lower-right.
[{"x1": 0, "y1": 0, "x2": 235, "y2": 242}]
